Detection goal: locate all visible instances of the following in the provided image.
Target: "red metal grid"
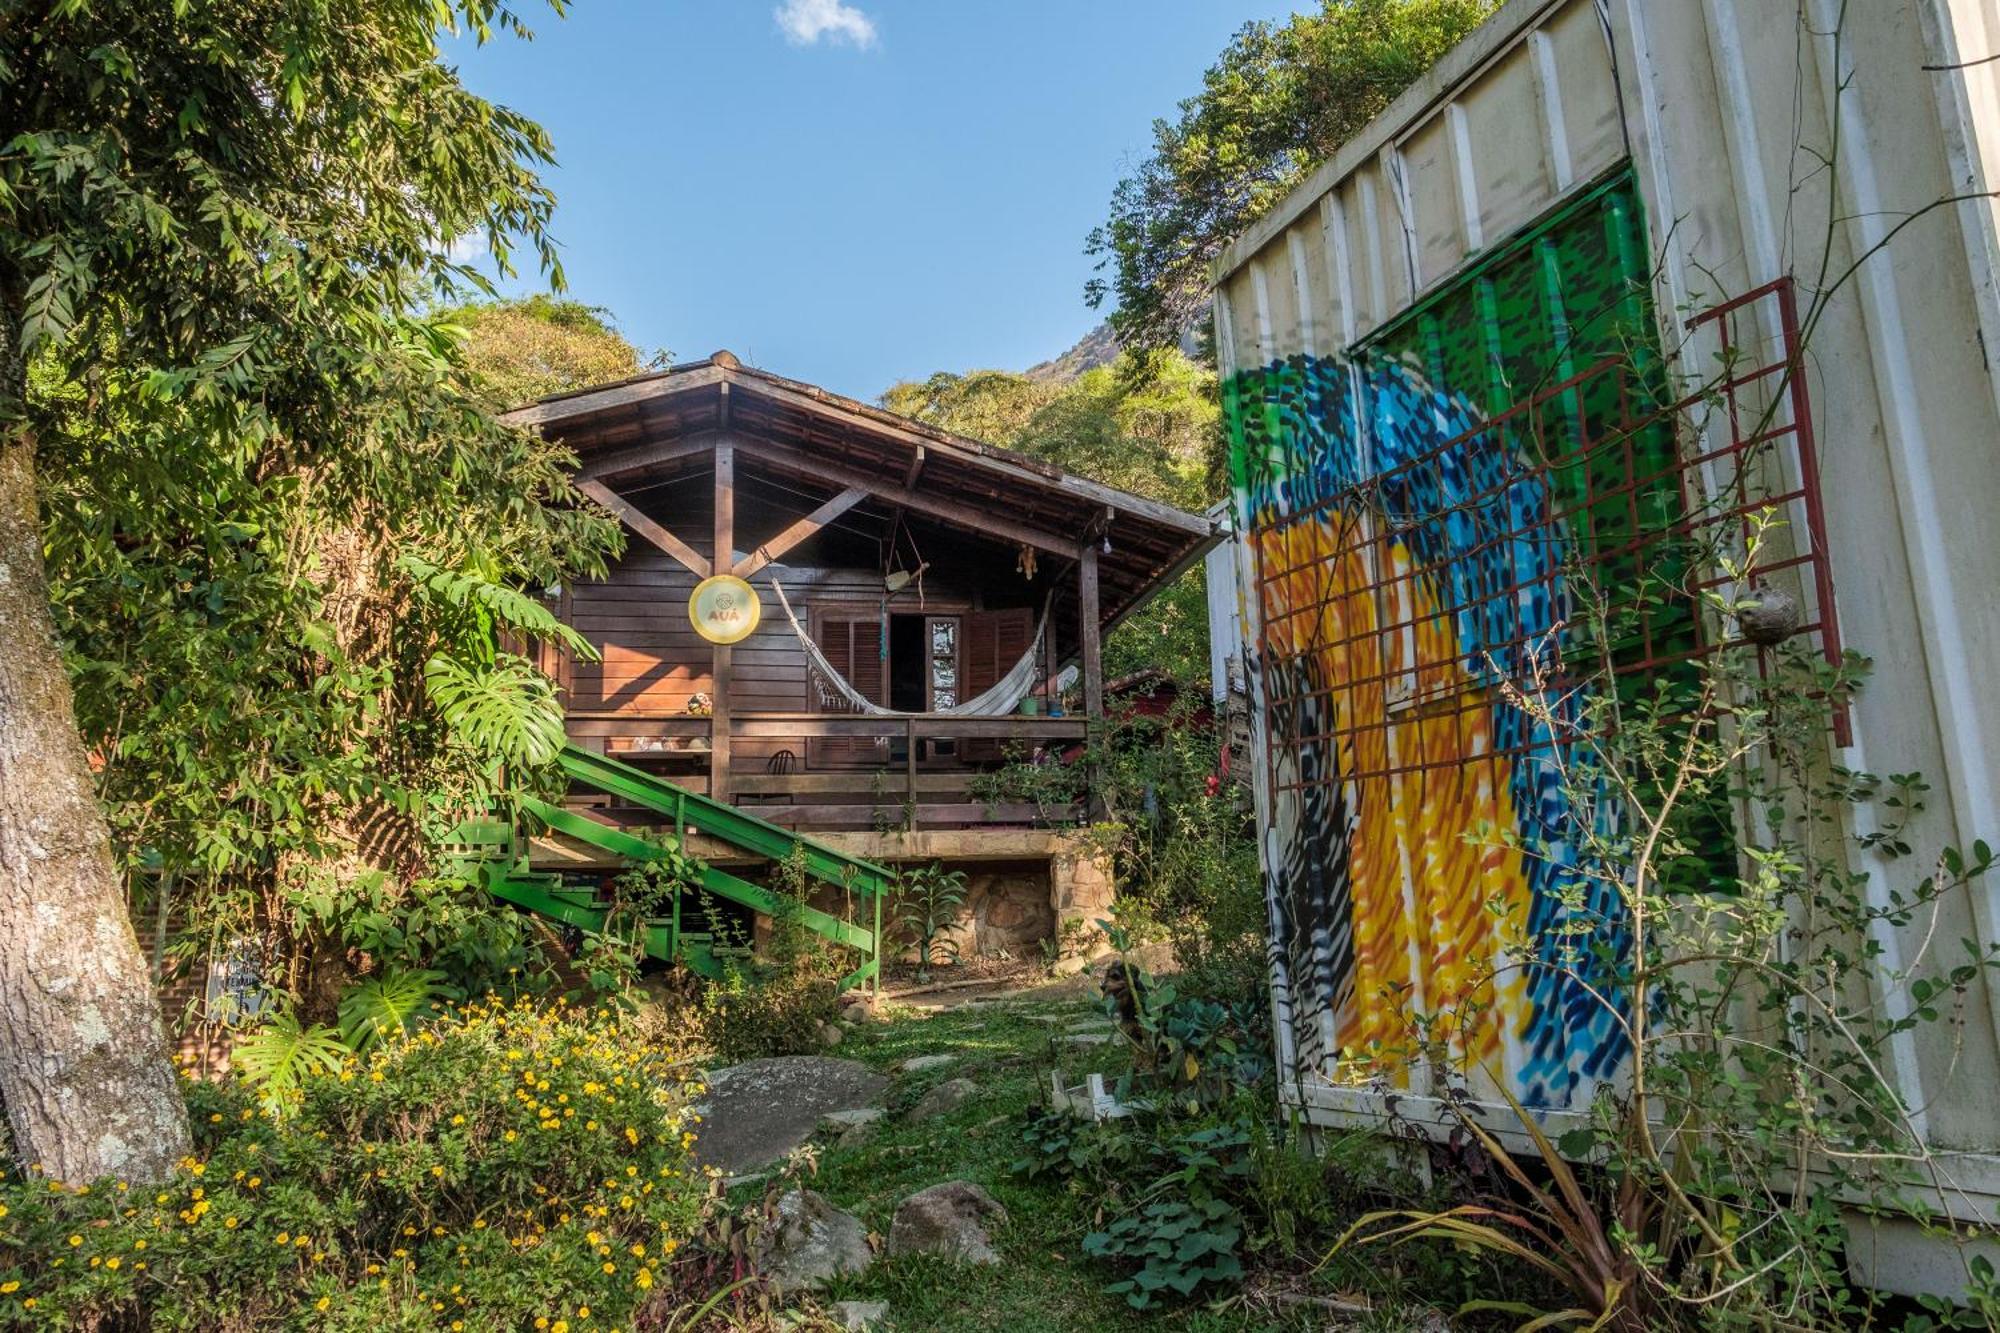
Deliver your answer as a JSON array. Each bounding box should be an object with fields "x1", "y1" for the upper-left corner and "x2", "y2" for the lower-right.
[{"x1": 1251, "y1": 277, "x2": 1848, "y2": 794}]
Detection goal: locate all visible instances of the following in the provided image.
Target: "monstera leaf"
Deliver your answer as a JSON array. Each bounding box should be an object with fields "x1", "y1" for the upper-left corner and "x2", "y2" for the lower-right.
[
  {"x1": 337, "y1": 968, "x2": 445, "y2": 1051},
  {"x1": 230, "y1": 1011, "x2": 349, "y2": 1117},
  {"x1": 423, "y1": 652, "x2": 567, "y2": 769}
]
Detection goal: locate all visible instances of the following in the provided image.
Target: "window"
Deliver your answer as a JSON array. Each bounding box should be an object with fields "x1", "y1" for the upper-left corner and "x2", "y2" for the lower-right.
[{"x1": 927, "y1": 617, "x2": 959, "y2": 711}]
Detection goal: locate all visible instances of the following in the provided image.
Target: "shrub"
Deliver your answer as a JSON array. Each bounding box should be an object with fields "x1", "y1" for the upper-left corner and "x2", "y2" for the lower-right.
[
  {"x1": 696, "y1": 967, "x2": 841, "y2": 1065},
  {"x1": 0, "y1": 999, "x2": 709, "y2": 1330}
]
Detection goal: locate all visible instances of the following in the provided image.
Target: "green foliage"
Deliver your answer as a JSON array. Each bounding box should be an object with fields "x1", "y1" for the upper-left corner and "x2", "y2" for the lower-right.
[
  {"x1": 1086, "y1": 1192, "x2": 1245, "y2": 1309},
  {"x1": 1331, "y1": 1082, "x2": 1648, "y2": 1331},
  {"x1": 0, "y1": 1001, "x2": 708, "y2": 1330},
  {"x1": 422, "y1": 652, "x2": 569, "y2": 770},
  {"x1": 695, "y1": 860, "x2": 848, "y2": 1062},
  {"x1": 893, "y1": 863, "x2": 969, "y2": 983},
  {"x1": 289, "y1": 870, "x2": 554, "y2": 1003},
  {"x1": 1104, "y1": 566, "x2": 1213, "y2": 687},
  {"x1": 447, "y1": 294, "x2": 664, "y2": 407},
  {"x1": 695, "y1": 965, "x2": 842, "y2": 1065},
  {"x1": 224, "y1": 1011, "x2": 349, "y2": 1119},
  {"x1": 336, "y1": 968, "x2": 445, "y2": 1051},
  {"x1": 883, "y1": 349, "x2": 1220, "y2": 512},
  {"x1": 1103, "y1": 967, "x2": 1272, "y2": 1107},
  {"x1": 969, "y1": 744, "x2": 1087, "y2": 824},
  {"x1": 1086, "y1": 0, "x2": 1495, "y2": 354},
  {"x1": 4, "y1": 0, "x2": 622, "y2": 991}
]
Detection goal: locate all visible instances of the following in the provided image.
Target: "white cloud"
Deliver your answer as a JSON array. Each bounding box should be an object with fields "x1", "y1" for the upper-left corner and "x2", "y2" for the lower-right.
[
  {"x1": 445, "y1": 231, "x2": 490, "y2": 265},
  {"x1": 774, "y1": 0, "x2": 877, "y2": 49}
]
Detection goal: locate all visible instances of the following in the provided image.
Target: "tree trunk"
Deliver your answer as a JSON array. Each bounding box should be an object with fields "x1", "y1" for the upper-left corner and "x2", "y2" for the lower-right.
[{"x1": 0, "y1": 427, "x2": 192, "y2": 1184}]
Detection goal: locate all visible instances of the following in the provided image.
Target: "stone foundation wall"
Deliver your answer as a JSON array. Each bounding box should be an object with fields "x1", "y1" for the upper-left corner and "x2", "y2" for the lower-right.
[
  {"x1": 772, "y1": 830, "x2": 1120, "y2": 965},
  {"x1": 938, "y1": 862, "x2": 1053, "y2": 960}
]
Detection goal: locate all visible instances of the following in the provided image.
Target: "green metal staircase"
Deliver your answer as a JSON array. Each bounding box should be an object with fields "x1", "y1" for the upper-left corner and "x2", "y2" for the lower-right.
[{"x1": 452, "y1": 745, "x2": 894, "y2": 993}]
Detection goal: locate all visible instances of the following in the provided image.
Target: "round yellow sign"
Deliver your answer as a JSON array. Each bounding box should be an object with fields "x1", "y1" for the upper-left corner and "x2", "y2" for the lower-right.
[{"x1": 688, "y1": 574, "x2": 762, "y2": 645}]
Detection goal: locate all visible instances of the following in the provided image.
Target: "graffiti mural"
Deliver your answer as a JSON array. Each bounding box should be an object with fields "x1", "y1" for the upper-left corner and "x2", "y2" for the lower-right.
[{"x1": 1227, "y1": 176, "x2": 1689, "y2": 1110}]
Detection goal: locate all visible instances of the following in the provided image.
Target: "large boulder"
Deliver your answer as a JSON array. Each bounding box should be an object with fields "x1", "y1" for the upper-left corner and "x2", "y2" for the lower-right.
[
  {"x1": 692, "y1": 1056, "x2": 890, "y2": 1175},
  {"x1": 886, "y1": 1180, "x2": 1010, "y2": 1265},
  {"x1": 754, "y1": 1189, "x2": 873, "y2": 1294}
]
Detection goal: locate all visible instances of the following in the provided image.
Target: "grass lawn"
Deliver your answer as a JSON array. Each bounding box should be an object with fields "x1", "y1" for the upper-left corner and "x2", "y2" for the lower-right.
[{"x1": 759, "y1": 990, "x2": 1449, "y2": 1332}]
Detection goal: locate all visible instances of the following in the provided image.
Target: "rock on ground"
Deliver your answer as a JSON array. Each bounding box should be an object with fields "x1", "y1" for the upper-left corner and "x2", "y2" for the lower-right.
[
  {"x1": 833, "y1": 1300, "x2": 889, "y2": 1330},
  {"x1": 897, "y1": 1053, "x2": 957, "y2": 1073},
  {"x1": 692, "y1": 1056, "x2": 890, "y2": 1174},
  {"x1": 819, "y1": 1106, "x2": 886, "y2": 1150},
  {"x1": 754, "y1": 1189, "x2": 873, "y2": 1294},
  {"x1": 905, "y1": 1076, "x2": 977, "y2": 1121},
  {"x1": 887, "y1": 1180, "x2": 1010, "y2": 1265}
]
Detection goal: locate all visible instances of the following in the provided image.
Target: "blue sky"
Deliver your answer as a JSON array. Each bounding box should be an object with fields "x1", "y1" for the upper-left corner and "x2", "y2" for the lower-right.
[{"x1": 450, "y1": 1, "x2": 1294, "y2": 400}]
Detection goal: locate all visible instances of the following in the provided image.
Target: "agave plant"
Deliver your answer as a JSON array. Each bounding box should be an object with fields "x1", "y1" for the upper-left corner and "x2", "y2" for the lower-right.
[{"x1": 1326, "y1": 1081, "x2": 1651, "y2": 1332}]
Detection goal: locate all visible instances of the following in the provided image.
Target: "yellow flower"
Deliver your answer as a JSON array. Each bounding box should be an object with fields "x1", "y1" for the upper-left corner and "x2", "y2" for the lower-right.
[
  {"x1": 67, "y1": 1234, "x2": 82, "y2": 1247},
  {"x1": 0, "y1": 1204, "x2": 8, "y2": 1219},
  {"x1": 635, "y1": 1268, "x2": 653, "y2": 1291},
  {"x1": 223, "y1": 1216, "x2": 239, "y2": 1229},
  {"x1": 316, "y1": 1296, "x2": 331, "y2": 1312},
  {"x1": 577, "y1": 1308, "x2": 590, "y2": 1319},
  {"x1": 553, "y1": 1323, "x2": 569, "y2": 1333},
  {"x1": 105, "y1": 1257, "x2": 121, "y2": 1271},
  {"x1": 0, "y1": 1281, "x2": 17, "y2": 1294},
  {"x1": 601, "y1": 1262, "x2": 616, "y2": 1274}
]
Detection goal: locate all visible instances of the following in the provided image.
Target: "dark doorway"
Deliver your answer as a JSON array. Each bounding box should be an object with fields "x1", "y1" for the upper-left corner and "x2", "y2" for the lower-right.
[{"x1": 889, "y1": 614, "x2": 926, "y2": 711}]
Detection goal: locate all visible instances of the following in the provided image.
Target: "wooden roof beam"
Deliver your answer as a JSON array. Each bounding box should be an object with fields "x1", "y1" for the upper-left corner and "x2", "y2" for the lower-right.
[
  {"x1": 577, "y1": 478, "x2": 710, "y2": 578},
  {"x1": 735, "y1": 486, "x2": 868, "y2": 579},
  {"x1": 733, "y1": 436, "x2": 1083, "y2": 559},
  {"x1": 577, "y1": 431, "x2": 717, "y2": 481}
]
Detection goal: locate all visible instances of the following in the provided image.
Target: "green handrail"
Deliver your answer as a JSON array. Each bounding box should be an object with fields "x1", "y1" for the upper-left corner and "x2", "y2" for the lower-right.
[{"x1": 556, "y1": 745, "x2": 894, "y2": 898}]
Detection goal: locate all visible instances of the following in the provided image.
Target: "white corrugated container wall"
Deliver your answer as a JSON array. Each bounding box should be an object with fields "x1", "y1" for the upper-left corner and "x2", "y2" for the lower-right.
[{"x1": 1211, "y1": 0, "x2": 2000, "y2": 1293}]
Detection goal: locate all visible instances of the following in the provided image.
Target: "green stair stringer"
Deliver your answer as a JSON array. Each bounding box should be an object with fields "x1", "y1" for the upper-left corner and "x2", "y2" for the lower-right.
[
  {"x1": 475, "y1": 796, "x2": 880, "y2": 994},
  {"x1": 555, "y1": 745, "x2": 893, "y2": 900}
]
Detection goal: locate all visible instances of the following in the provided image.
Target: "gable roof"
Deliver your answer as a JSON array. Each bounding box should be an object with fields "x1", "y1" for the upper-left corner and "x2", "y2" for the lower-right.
[{"x1": 502, "y1": 351, "x2": 1220, "y2": 629}]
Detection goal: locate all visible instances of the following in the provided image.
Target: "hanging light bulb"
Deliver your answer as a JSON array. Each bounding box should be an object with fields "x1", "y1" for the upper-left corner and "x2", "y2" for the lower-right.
[{"x1": 1100, "y1": 534, "x2": 1113, "y2": 555}]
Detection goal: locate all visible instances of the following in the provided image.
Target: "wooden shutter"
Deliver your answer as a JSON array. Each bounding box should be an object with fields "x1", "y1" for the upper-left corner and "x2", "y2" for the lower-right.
[
  {"x1": 809, "y1": 615, "x2": 888, "y2": 769},
  {"x1": 961, "y1": 608, "x2": 1034, "y2": 699},
  {"x1": 960, "y1": 607, "x2": 1035, "y2": 760}
]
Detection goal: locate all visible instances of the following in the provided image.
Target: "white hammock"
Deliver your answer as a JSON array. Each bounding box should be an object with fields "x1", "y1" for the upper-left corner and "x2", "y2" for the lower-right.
[{"x1": 769, "y1": 579, "x2": 1048, "y2": 717}]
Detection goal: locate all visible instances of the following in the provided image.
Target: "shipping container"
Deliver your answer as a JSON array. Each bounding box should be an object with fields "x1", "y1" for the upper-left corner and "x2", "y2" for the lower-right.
[{"x1": 1211, "y1": 0, "x2": 2000, "y2": 1293}]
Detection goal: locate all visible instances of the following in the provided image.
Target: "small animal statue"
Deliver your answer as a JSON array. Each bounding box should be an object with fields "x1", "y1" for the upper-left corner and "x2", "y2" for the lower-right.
[{"x1": 1099, "y1": 959, "x2": 1158, "y2": 1071}]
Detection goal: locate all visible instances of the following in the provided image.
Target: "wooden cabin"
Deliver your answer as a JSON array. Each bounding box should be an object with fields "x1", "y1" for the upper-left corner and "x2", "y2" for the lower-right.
[{"x1": 506, "y1": 352, "x2": 1216, "y2": 962}]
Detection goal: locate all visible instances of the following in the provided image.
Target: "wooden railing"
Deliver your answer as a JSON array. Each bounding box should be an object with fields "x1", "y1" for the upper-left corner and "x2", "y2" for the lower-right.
[{"x1": 560, "y1": 711, "x2": 1087, "y2": 830}]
